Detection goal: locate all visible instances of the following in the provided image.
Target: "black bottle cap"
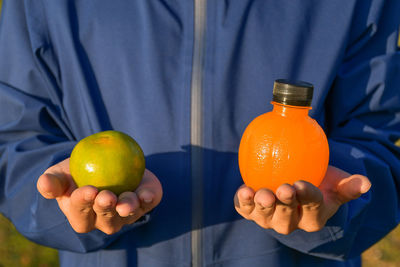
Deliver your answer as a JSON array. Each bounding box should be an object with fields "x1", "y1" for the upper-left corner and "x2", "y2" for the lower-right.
[{"x1": 273, "y1": 79, "x2": 314, "y2": 107}]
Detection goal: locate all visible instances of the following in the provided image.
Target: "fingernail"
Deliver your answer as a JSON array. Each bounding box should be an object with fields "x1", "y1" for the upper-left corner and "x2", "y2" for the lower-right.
[
  {"x1": 360, "y1": 180, "x2": 371, "y2": 194},
  {"x1": 140, "y1": 191, "x2": 154, "y2": 204},
  {"x1": 143, "y1": 198, "x2": 153, "y2": 204}
]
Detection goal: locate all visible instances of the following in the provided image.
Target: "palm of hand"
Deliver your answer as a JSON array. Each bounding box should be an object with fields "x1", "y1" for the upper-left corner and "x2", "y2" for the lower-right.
[
  {"x1": 37, "y1": 158, "x2": 163, "y2": 235},
  {"x1": 234, "y1": 166, "x2": 371, "y2": 234}
]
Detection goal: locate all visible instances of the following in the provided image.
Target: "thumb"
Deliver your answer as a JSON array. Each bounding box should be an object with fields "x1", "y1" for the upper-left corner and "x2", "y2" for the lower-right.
[
  {"x1": 335, "y1": 174, "x2": 371, "y2": 204},
  {"x1": 37, "y1": 173, "x2": 70, "y2": 199},
  {"x1": 135, "y1": 169, "x2": 163, "y2": 211}
]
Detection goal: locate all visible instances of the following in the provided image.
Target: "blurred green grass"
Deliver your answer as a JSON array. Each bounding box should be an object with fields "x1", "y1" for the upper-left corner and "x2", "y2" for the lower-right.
[
  {"x1": 363, "y1": 226, "x2": 400, "y2": 267},
  {"x1": 0, "y1": 214, "x2": 59, "y2": 267}
]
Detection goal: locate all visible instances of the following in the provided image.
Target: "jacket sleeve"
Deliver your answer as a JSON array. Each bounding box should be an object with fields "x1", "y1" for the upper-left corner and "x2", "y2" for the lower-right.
[
  {"x1": 0, "y1": 0, "x2": 149, "y2": 252},
  {"x1": 268, "y1": 0, "x2": 400, "y2": 261}
]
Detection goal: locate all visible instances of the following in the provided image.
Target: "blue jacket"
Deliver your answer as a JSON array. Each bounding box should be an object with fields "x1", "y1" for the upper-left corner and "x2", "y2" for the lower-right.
[{"x1": 1, "y1": 1, "x2": 400, "y2": 266}]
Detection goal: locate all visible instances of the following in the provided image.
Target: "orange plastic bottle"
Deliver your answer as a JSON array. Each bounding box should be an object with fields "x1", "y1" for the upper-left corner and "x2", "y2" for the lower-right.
[{"x1": 238, "y1": 79, "x2": 329, "y2": 192}]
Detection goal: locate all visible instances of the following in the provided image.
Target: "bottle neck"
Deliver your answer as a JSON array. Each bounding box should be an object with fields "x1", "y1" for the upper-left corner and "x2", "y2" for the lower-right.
[{"x1": 271, "y1": 101, "x2": 311, "y2": 117}]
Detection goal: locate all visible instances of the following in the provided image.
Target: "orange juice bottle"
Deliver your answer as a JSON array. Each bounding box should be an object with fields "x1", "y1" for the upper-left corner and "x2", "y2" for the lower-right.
[{"x1": 238, "y1": 79, "x2": 329, "y2": 192}]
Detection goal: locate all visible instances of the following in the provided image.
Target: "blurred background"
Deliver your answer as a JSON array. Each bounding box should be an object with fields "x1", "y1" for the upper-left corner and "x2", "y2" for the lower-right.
[{"x1": 0, "y1": 0, "x2": 399, "y2": 266}]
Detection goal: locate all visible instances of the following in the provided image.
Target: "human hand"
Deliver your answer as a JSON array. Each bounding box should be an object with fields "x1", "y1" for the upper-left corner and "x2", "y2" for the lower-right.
[
  {"x1": 234, "y1": 166, "x2": 371, "y2": 234},
  {"x1": 37, "y1": 158, "x2": 162, "y2": 235}
]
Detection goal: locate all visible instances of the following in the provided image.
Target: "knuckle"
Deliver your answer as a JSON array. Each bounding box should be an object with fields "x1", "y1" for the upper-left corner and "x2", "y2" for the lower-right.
[
  {"x1": 279, "y1": 206, "x2": 289, "y2": 213},
  {"x1": 236, "y1": 204, "x2": 251, "y2": 211},
  {"x1": 79, "y1": 207, "x2": 92, "y2": 213},
  {"x1": 255, "y1": 202, "x2": 274, "y2": 212},
  {"x1": 71, "y1": 224, "x2": 91, "y2": 233},
  {"x1": 303, "y1": 225, "x2": 323, "y2": 232},
  {"x1": 101, "y1": 226, "x2": 121, "y2": 235},
  {"x1": 101, "y1": 228, "x2": 114, "y2": 235},
  {"x1": 99, "y1": 211, "x2": 114, "y2": 218},
  {"x1": 301, "y1": 219, "x2": 326, "y2": 232},
  {"x1": 94, "y1": 207, "x2": 116, "y2": 217},
  {"x1": 274, "y1": 228, "x2": 289, "y2": 235},
  {"x1": 241, "y1": 205, "x2": 254, "y2": 213},
  {"x1": 277, "y1": 206, "x2": 296, "y2": 216},
  {"x1": 302, "y1": 222, "x2": 323, "y2": 232},
  {"x1": 236, "y1": 200, "x2": 251, "y2": 210},
  {"x1": 234, "y1": 207, "x2": 252, "y2": 219},
  {"x1": 274, "y1": 225, "x2": 295, "y2": 235},
  {"x1": 255, "y1": 220, "x2": 271, "y2": 229},
  {"x1": 303, "y1": 202, "x2": 322, "y2": 211}
]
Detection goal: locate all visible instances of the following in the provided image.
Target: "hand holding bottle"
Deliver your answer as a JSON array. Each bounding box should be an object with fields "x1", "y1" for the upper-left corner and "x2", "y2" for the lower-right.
[
  {"x1": 236, "y1": 80, "x2": 370, "y2": 233},
  {"x1": 234, "y1": 165, "x2": 371, "y2": 234}
]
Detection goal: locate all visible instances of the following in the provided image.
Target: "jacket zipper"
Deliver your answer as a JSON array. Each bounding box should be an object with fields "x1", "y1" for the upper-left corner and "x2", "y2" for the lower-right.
[{"x1": 190, "y1": 0, "x2": 207, "y2": 266}]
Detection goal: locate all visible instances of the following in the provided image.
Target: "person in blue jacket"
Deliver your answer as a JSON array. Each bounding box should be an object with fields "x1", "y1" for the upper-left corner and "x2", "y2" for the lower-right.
[{"x1": 0, "y1": 1, "x2": 399, "y2": 266}]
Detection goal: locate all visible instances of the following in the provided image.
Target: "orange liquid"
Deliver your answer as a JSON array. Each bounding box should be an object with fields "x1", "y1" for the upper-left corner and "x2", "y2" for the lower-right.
[{"x1": 238, "y1": 102, "x2": 329, "y2": 192}]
